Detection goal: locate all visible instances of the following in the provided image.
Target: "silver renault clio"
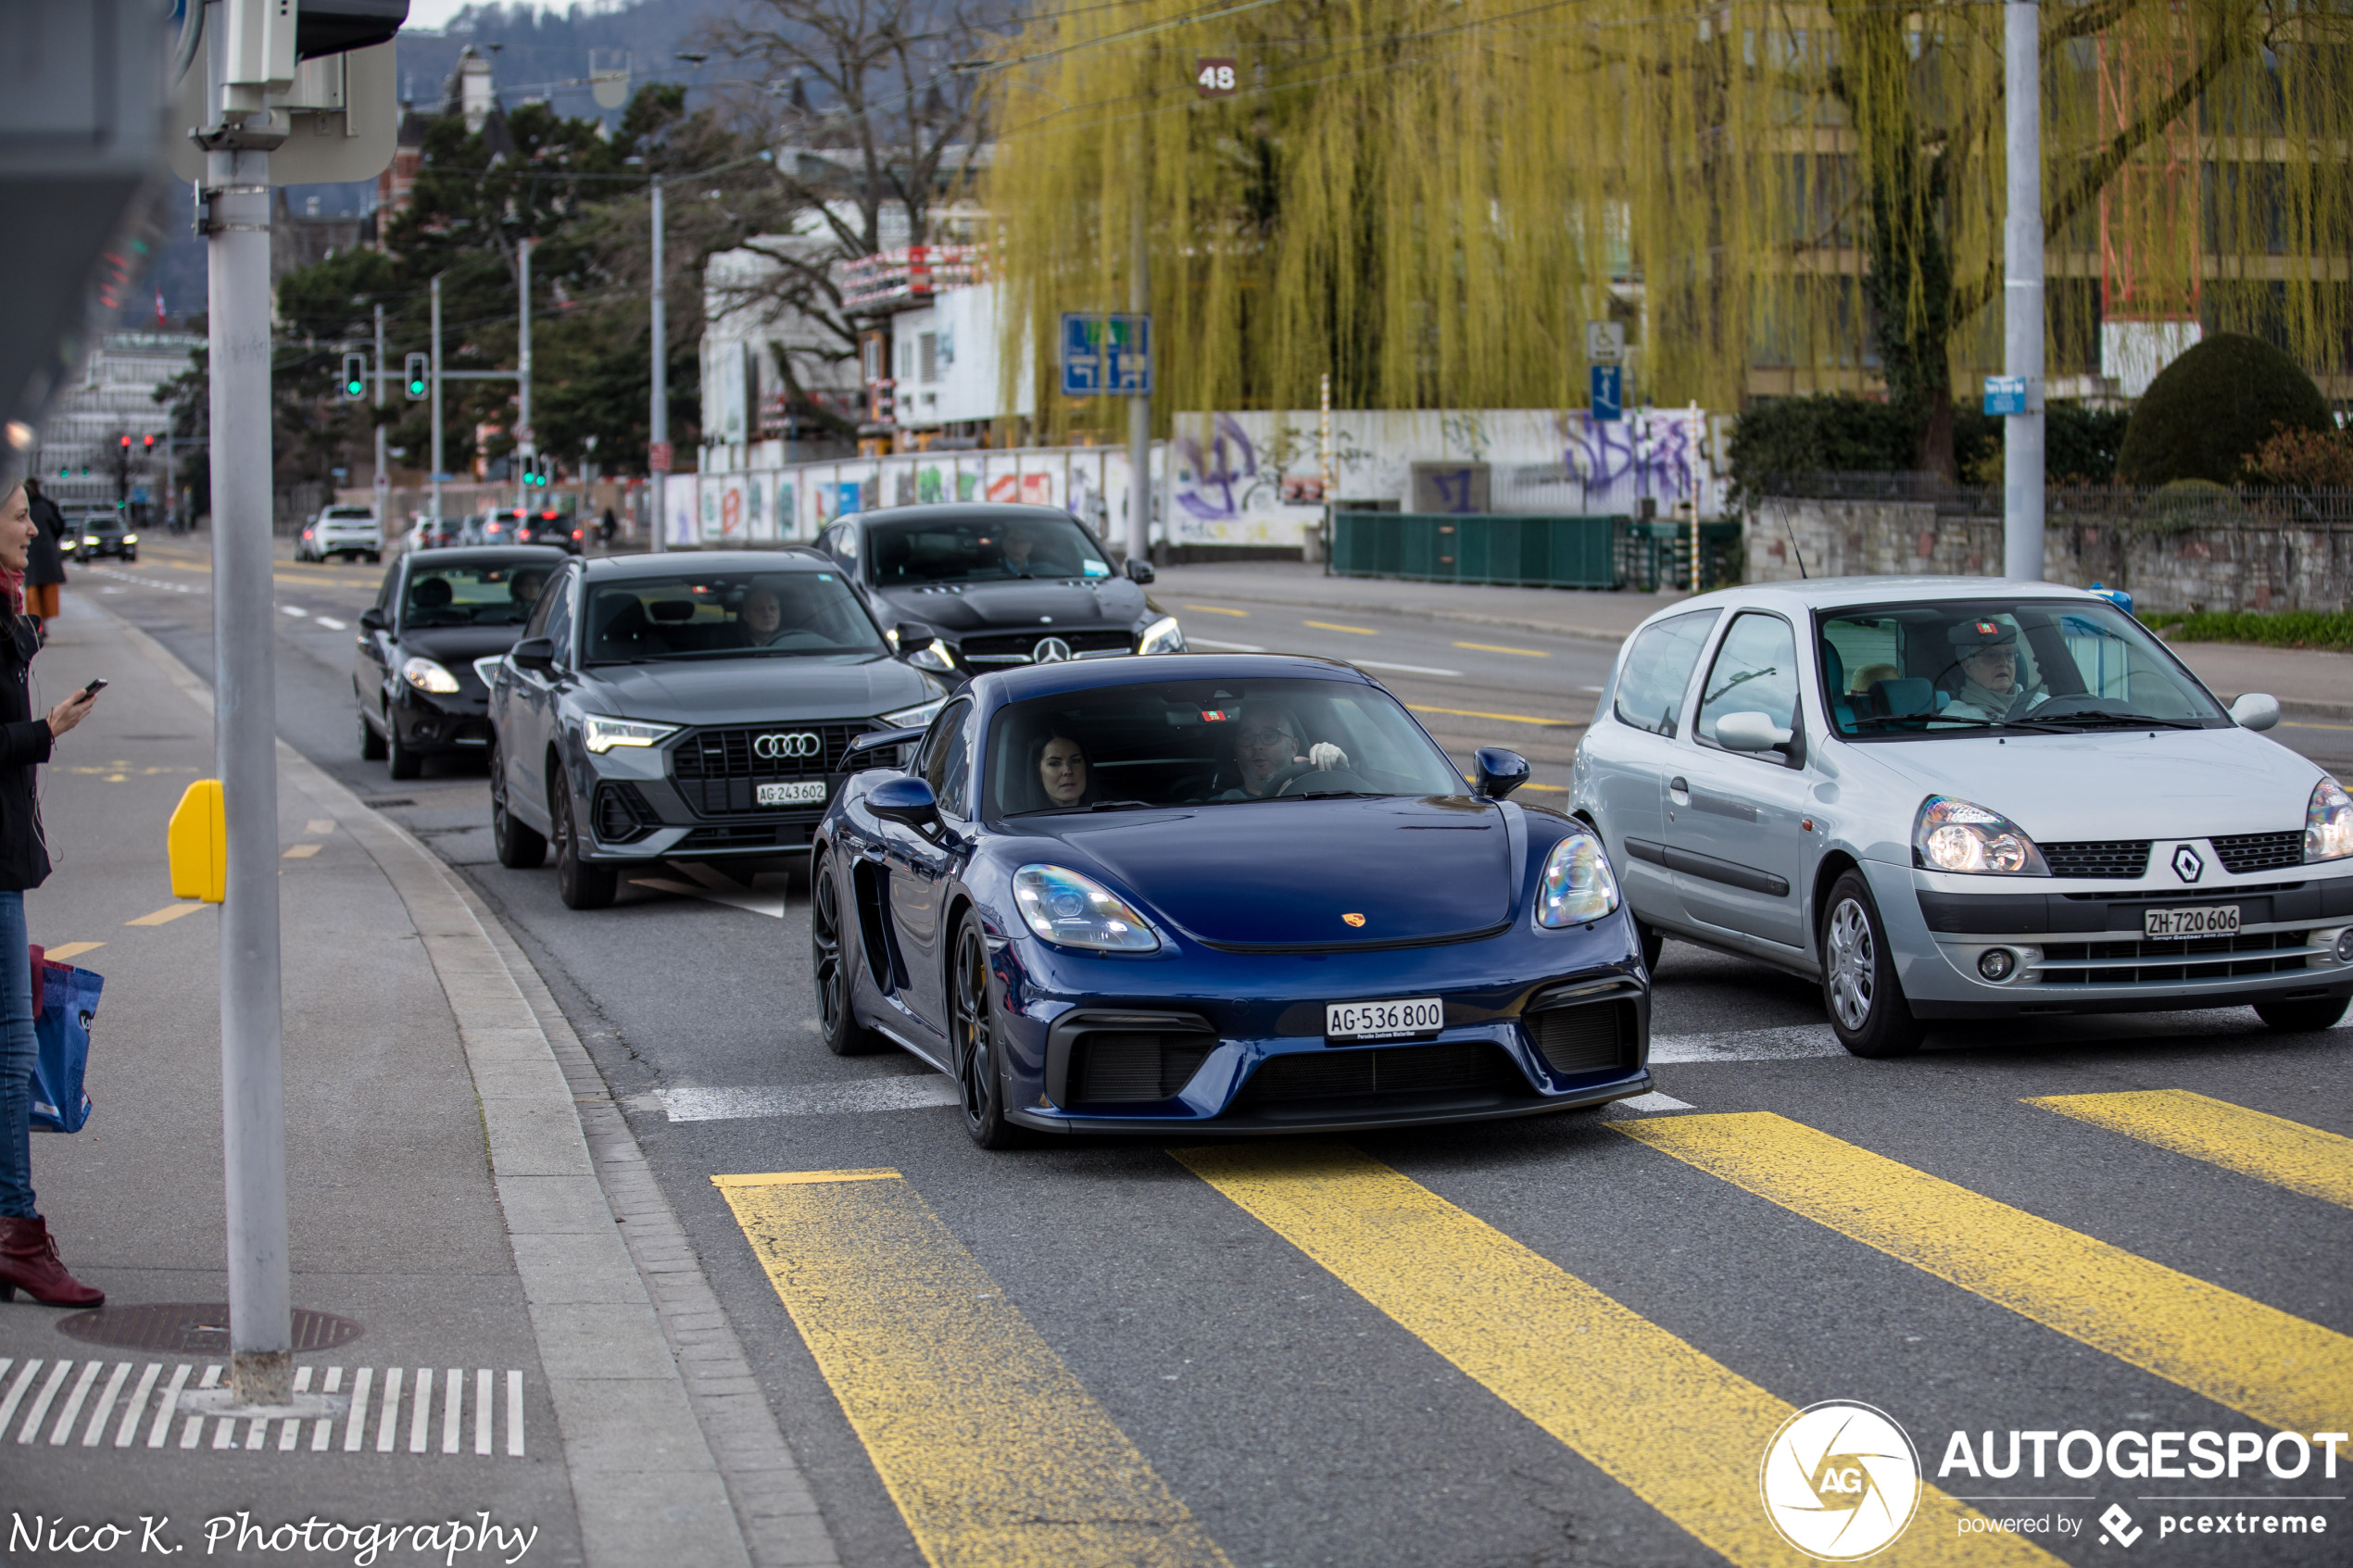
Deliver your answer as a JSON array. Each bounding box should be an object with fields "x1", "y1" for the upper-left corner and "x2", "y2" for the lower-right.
[{"x1": 1571, "y1": 577, "x2": 2353, "y2": 1057}]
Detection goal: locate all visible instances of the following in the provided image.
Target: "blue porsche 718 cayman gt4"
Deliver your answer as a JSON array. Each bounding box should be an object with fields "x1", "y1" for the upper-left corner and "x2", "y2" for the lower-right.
[{"x1": 811, "y1": 653, "x2": 1654, "y2": 1145}]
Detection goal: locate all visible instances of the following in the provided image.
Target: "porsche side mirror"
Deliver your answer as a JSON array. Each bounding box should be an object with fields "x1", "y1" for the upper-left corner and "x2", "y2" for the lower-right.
[
  {"x1": 510, "y1": 636, "x2": 556, "y2": 674},
  {"x1": 2228, "y1": 692, "x2": 2280, "y2": 732},
  {"x1": 359, "y1": 607, "x2": 388, "y2": 633},
  {"x1": 1473, "y1": 746, "x2": 1529, "y2": 799},
  {"x1": 870, "y1": 775, "x2": 940, "y2": 829},
  {"x1": 1716, "y1": 710, "x2": 1793, "y2": 752},
  {"x1": 1123, "y1": 558, "x2": 1156, "y2": 584}
]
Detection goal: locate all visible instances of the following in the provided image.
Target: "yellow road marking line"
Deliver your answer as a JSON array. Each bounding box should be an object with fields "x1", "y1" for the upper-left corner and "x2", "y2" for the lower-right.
[
  {"x1": 1175, "y1": 1143, "x2": 2049, "y2": 1568},
  {"x1": 2282, "y1": 720, "x2": 2353, "y2": 733},
  {"x1": 125, "y1": 903, "x2": 205, "y2": 927},
  {"x1": 281, "y1": 843, "x2": 321, "y2": 859},
  {"x1": 163, "y1": 560, "x2": 209, "y2": 573},
  {"x1": 304, "y1": 819, "x2": 335, "y2": 835},
  {"x1": 1409, "y1": 703, "x2": 1580, "y2": 729},
  {"x1": 1182, "y1": 603, "x2": 1250, "y2": 617},
  {"x1": 1617, "y1": 1112, "x2": 2353, "y2": 1433},
  {"x1": 43, "y1": 942, "x2": 105, "y2": 962},
  {"x1": 715, "y1": 1169, "x2": 1232, "y2": 1568},
  {"x1": 1520, "y1": 781, "x2": 1568, "y2": 791},
  {"x1": 1453, "y1": 641, "x2": 1550, "y2": 658},
  {"x1": 2025, "y1": 1089, "x2": 2353, "y2": 1211},
  {"x1": 713, "y1": 1168, "x2": 902, "y2": 1187},
  {"x1": 1303, "y1": 620, "x2": 1378, "y2": 635}
]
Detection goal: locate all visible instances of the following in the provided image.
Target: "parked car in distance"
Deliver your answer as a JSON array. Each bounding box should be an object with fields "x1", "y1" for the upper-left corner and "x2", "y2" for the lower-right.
[
  {"x1": 298, "y1": 504, "x2": 383, "y2": 562},
  {"x1": 73, "y1": 509, "x2": 136, "y2": 562},
  {"x1": 509, "y1": 508, "x2": 584, "y2": 554},
  {"x1": 357, "y1": 546, "x2": 569, "y2": 780},
  {"x1": 406, "y1": 514, "x2": 460, "y2": 552},
  {"x1": 815, "y1": 503, "x2": 1184, "y2": 685}
]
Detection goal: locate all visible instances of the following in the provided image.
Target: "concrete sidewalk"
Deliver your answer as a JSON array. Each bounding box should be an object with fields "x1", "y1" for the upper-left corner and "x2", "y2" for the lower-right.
[
  {"x1": 1158, "y1": 559, "x2": 2351, "y2": 719},
  {"x1": 2, "y1": 596, "x2": 834, "y2": 1567}
]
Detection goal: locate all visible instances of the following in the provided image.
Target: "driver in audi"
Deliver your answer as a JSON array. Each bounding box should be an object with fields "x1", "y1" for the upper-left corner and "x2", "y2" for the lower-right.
[
  {"x1": 739, "y1": 585, "x2": 786, "y2": 646},
  {"x1": 1212, "y1": 701, "x2": 1350, "y2": 799}
]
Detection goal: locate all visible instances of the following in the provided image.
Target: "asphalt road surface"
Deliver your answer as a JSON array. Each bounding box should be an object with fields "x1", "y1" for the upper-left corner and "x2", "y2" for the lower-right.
[{"x1": 90, "y1": 535, "x2": 2353, "y2": 1567}]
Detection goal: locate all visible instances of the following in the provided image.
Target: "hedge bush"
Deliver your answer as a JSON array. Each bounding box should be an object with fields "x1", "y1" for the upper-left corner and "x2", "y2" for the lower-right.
[
  {"x1": 2114, "y1": 333, "x2": 2333, "y2": 486},
  {"x1": 2140, "y1": 608, "x2": 2353, "y2": 652}
]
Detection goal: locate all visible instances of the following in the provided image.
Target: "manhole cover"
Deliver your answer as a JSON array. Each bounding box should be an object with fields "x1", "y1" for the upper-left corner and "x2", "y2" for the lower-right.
[{"x1": 56, "y1": 1303, "x2": 363, "y2": 1355}]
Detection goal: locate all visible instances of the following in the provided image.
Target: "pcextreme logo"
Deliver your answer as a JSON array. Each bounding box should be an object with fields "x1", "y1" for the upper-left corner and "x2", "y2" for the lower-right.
[{"x1": 1760, "y1": 1400, "x2": 1924, "y2": 1561}]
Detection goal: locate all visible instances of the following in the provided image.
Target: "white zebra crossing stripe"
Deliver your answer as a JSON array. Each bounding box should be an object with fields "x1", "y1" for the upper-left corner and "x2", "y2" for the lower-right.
[{"x1": 0, "y1": 1359, "x2": 528, "y2": 1460}]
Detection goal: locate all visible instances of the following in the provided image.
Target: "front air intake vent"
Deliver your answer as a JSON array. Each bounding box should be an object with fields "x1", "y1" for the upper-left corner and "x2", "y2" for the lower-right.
[
  {"x1": 2043, "y1": 840, "x2": 2152, "y2": 879},
  {"x1": 1074, "y1": 1034, "x2": 1214, "y2": 1104},
  {"x1": 2211, "y1": 831, "x2": 2304, "y2": 875},
  {"x1": 593, "y1": 782, "x2": 657, "y2": 844},
  {"x1": 1528, "y1": 1000, "x2": 1637, "y2": 1077},
  {"x1": 1235, "y1": 1042, "x2": 1521, "y2": 1106}
]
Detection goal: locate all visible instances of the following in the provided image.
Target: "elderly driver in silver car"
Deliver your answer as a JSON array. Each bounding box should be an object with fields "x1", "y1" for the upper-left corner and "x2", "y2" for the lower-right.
[{"x1": 1941, "y1": 619, "x2": 2048, "y2": 722}]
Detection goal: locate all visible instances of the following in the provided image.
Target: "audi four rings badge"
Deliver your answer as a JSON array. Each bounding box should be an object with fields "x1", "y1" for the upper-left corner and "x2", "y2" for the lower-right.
[
  {"x1": 754, "y1": 732, "x2": 822, "y2": 759},
  {"x1": 1033, "y1": 637, "x2": 1073, "y2": 663}
]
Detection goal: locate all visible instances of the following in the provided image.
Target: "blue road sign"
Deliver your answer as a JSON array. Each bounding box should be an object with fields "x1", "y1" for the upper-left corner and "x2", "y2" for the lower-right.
[
  {"x1": 1590, "y1": 363, "x2": 1622, "y2": 422},
  {"x1": 1061, "y1": 313, "x2": 1151, "y2": 396},
  {"x1": 1982, "y1": 375, "x2": 2027, "y2": 415}
]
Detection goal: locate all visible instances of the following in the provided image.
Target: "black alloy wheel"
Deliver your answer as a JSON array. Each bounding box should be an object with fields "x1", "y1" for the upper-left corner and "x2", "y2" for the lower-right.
[
  {"x1": 385, "y1": 708, "x2": 422, "y2": 780},
  {"x1": 489, "y1": 740, "x2": 546, "y2": 869},
  {"x1": 552, "y1": 781, "x2": 617, "y2": 909},
  {"x1": 950, "y1": 910, "x2": 1024, "y2": 1148},
  {"x1": 1635, "y1": 916, "x2": 1665, "y2": 973},
  {"x1": 359, "y1": 702, "x2": 385, "y2": 761},
  {"x1": 2254, "y1": 996, "x2": 2350, "y2": 1032},
  {"x1": 811, "y1": 850, "x2": 880, "y2": 1055},
  {"x1": 1819, "y1": 870, "x2": 1923, "y2": 1059}
]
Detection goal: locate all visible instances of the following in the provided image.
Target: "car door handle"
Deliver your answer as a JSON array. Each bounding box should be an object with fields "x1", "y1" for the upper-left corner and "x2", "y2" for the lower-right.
[{"x1": 1669, "y1": 776, "x2": 1687, "y2": 792}]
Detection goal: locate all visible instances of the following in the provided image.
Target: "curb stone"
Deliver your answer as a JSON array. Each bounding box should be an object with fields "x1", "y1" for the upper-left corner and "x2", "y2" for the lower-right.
[{"x1": 98, "y1": 600, "x2": 838, "y2": 1568}]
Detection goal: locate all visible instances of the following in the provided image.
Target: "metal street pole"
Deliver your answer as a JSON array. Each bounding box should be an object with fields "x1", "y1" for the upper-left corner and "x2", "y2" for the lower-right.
[
  {"x1": 431, "y1": 273, "x2": 444, "y2": 527},
  {"x1": 372, "y1": 301, "x2": 387, "y2": 520},
  {"x1": 517, "y1": 237, "x2": 534, "y2": 515},
  {"x1": 1126, "y1": 193, "x2": 1150, "y2": 565},
  {"x1": 649, "y1": 178, "x2": 669, "y2": 552},
  {"x1": 2003, "y1": 0, "x2": 2045, "y2": 581},
  {"x1": 203, "y1": 65, "x2": 292, "y2": 1410}
]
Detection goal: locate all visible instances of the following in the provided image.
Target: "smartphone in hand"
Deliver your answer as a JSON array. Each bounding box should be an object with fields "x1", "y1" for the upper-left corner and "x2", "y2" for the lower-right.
[{"x1": 80, "y1": 679, "x2": 107, "y2": 697}]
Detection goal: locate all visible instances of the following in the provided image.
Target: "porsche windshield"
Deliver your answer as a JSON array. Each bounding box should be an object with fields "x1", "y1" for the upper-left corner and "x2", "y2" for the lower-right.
[
  {"x1": 584, "y1": 571, "x2": 887, "y2": 663},
  {"x1": 987, "y1": 677, "x2": 1467, "y2": 815},
  {"x1": 868, "y1": 513, "x2": 1113, "y2": 586},
  {"x1": 1817, "y1": 597, "x2": 2227, "y2": 738}
]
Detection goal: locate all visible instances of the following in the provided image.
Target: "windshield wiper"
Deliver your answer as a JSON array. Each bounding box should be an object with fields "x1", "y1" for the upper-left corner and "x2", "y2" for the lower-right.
[
  {"x1": 1844, "y1": 713, "x2": 2002, "y2": 732},
  {"x1": 1026, "y1": 799, "x2": 1161, "y2": 816},
  {"x1": 2017, "y1": 709, "x2": 2207, "y2": 730}
]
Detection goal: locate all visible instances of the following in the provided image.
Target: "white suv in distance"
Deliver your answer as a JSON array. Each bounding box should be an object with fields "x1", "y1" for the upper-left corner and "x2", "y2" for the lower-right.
[{"x1": 299, "y1": 505, "x2": 384, "y2": 562}]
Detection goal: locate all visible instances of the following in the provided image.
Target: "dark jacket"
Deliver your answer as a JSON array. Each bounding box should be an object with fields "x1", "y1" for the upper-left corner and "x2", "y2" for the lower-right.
[
  {"x1": 0, "y1": 617, "x2": 54, "y2": 891},
  {"x1": 23, "y1": 495, "x2": 67, "y2": 589}
]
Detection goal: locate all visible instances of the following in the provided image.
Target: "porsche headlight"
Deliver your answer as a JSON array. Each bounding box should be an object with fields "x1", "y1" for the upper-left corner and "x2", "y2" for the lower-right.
[
  {"x1": 1913, "y1": 796, "x2": 2049, "y2": 875},
  {"x1": 2307, "y1": 776, "x2": 2353, "y2": 862},
  {"x1": 1536, "y1": 832, "x2": 1620, "y2": 927},
  {"x1": 880, "y1": 696, "x2": 947, "y2": 730},
  {"x1": 1013, "y1": 864, "x2": 1161, "y2": 953},
  {"x1": 583, "y1": 716, "x2": 678, "y2": 753},
  {"x1": 399, "y1": 656, "x2": 461, "y2": 695},
  {"x1": 1138, "y1": 615, "x2": 1187, "y2": 656}
]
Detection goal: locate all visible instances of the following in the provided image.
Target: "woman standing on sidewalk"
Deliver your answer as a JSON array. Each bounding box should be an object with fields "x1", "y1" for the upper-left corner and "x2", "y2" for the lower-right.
[{"x1": 0, "y1": 480, "x2": 102, "y2": 1306}]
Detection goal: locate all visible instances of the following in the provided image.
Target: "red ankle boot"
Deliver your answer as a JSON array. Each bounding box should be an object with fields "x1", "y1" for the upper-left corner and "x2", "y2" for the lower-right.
[{"x1": 0, "y1": 1215, "x2": 104, "y2": 1307}]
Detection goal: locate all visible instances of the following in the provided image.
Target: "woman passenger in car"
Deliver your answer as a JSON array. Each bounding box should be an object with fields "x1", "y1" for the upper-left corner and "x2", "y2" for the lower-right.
[{"x1": 1033, "y1": 731, "x2": 1090, "y2": 808}]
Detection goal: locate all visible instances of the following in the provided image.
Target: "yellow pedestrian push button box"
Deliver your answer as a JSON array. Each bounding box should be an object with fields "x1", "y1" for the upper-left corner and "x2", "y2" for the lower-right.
[{"x1": 169, "y1": 779, "x2": 227, "y2": 903}]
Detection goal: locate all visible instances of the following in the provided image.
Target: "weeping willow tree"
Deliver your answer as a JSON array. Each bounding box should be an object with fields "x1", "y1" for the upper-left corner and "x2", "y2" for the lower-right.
[{"x1": 984, "y1": 0, "x2": 2353, "y2": 473}]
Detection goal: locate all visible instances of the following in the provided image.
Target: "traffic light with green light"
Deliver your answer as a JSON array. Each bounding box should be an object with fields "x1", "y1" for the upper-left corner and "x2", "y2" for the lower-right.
[
  {"x1": 405, "y1": 353, "x2": 428, "y2": 399},
  {"x1": 342, "y1": 353, "x2": 367, "y2": 400}
]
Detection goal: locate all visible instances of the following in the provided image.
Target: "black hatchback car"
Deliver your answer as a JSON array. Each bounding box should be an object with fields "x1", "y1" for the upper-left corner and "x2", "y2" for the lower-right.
[
  {"x1": 73, "y1": 509, "x2": 137, "y2": 562},
  {"x1": 484, "y1": 550, "x2": 947, "y2": 909},
  {"x1": 356, "y1": 546, "x2": 570, "y2": 779},
  {"x1": 814, "y1": 503, "x2": 1186, "y2": 684}
]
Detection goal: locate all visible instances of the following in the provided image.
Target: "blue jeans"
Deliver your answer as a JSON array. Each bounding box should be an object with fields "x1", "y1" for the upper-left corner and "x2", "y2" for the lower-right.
[{"x1": 0, "y1": 891, "x2": 36, "y2": 1218}]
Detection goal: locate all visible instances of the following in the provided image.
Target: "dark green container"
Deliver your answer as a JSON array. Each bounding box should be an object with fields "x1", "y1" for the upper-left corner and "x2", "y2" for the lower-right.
[{"x1": 1328, "y1": 513, "x2": 1624, "y2": 588}]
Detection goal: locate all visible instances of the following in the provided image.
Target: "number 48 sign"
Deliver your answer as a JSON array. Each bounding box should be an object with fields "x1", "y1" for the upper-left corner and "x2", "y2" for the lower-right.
[{"x1": 1196, "y1": 57, "x2": 1238, "y2": 97}]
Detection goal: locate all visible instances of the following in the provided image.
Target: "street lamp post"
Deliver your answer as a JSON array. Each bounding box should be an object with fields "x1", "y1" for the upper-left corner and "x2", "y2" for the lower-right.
[
  {"x1": 431, "y1": 273, "x2": 445, "y2": 528},
  {"x1": 2002, "y1": 0, "x2": 2045, "y2": 581},
  {"x1": 649, "y1": 178, "x2": 668, "y2": 552},
  {"x1": 372, "y1": 301, "x2": 387, "y2": 521},
  {"x1": 517, "y1": 238, "x2": 535, "y2": 515}
]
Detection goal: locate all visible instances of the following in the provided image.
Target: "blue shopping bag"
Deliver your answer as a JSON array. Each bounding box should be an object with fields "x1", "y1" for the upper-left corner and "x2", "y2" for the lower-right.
[{"x1": 29, "y1": 956, "x2": 99, "y2": 1134}]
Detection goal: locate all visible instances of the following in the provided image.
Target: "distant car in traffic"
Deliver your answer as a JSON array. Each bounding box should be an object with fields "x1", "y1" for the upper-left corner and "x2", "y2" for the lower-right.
[
  {"x1": 1573, "y1": 578, "x2": 2353, "y2": 1057},
  {"x1": 815, "y1": 503, "x2": 1184, "y2": 685},
  {"x1": 356, "y1": 546, "x2": 569, "y2": 780},
  {"x1": 484, "y1": 549, "x2": 946, "y2": 909},
  {"x1": 405, "y1": 515, "x2": 460, "y2": 552},
  {"x1": 297, "y1": 504, "x2": 383, "y2": 562},
  {"x1": 73, "y1": 509, "x2": 136, "y2": 562},
  {"x1": 812, "y1": 653, "x2": 1651, "y2": 1146}
]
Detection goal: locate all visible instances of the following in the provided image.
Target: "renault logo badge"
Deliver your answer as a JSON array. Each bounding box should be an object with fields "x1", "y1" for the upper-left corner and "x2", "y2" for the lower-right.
[
  {"x1": 1033, "y1": 636, "x2": 1072, "y2": 663},
  {"x1": 2171, "y1": 845, "x2": 2205, "y2": 883}
]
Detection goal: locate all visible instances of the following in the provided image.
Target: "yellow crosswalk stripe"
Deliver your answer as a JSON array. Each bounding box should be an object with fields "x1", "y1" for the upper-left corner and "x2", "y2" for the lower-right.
[
  {"x1": 713, "y1": 1169, "x2": 1231, "y2": 1568},
  {"x1": 1174, "y1": 1142, "x2": 2054, "y2": 1568},
  {"x1": 2024, "y1": 1089, "x2": 2353, "y2": 1211},
  {"x1": 1618, "y1": 1112, "x2": 2353, "y2": 1434}
]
